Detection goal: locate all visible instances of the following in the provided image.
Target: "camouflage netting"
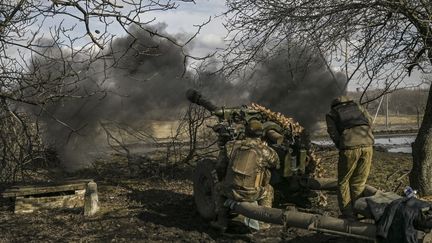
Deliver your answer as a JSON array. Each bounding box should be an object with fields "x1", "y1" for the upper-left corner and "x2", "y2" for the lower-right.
[
  {"x1": 250, "y1": 103, "x2": 304, "y2": 136},
  {"x1": 250, "y1": 103, "x2": 327, "y2": 206},
  {"x1": 250, "y1": 103, "x2": 324, "y2": 178}
]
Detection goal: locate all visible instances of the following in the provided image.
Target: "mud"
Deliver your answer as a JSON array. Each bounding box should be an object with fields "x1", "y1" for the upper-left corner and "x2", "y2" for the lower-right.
[{"x1": 0, "y1": 150, "x2": 412, "y2": 242}]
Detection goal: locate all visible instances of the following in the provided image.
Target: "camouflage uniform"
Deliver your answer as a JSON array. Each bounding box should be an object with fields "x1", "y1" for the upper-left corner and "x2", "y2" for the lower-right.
[
  {"x1": 211, "y1": 120, "x2": 279, "y2": 231},
  {"x1": 326, "y1": 96, "x2": 374, "y2": 218},
  {"x1": 222, "y1": 137, "x2": 280, "y2": 207}
]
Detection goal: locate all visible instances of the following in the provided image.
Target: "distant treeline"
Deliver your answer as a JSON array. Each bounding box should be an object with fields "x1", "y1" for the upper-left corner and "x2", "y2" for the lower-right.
[{"x1": 348, "y1": 89, "x2": 429, "y2": 116}]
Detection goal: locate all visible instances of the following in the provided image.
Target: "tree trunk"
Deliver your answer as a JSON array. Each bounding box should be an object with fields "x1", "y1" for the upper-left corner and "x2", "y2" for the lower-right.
[{"x1": 410, "y1": 85, "x2": 432, "y2": 195}]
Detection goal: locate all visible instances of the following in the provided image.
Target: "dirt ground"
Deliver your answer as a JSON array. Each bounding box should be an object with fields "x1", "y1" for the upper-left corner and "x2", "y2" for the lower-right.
[{"x1": 0, "y1": 149, "x2": 412, "y2": 243}]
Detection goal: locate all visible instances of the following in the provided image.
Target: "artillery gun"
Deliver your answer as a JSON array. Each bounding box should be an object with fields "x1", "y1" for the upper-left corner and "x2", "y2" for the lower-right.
[
  {"x1": 186, "y1": 89, "x2": 335, "y2": 216},
  {"x1": 185, "y1": 89, "x2": 317, "y2": 175},
  {"x1": 186, "y1": 89, "x2": 432, "y2": 242}
]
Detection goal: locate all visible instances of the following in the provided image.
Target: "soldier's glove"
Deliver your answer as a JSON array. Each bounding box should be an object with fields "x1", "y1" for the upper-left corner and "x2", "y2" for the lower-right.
[
  {"x1": 224, "y1": 199, "x2": 239, "y2": 209},
  {"x1": 212, "y1": 124, "x2": 228, "y2": 134}
]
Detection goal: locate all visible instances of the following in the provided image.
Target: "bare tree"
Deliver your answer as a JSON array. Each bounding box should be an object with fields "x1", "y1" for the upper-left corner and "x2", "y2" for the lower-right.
[
  {"x1": 222, "y1": 0, "x2": 432, "y2": 195},
  {"x1": 1, "y1": 0, "x2": 203, "y2": 105},
  {"x1": 0, "y1": 99, "x2": 47, "y2": 183},
  {"x1": 0, "y1": 0, "x2": 201, "y2": 182}
]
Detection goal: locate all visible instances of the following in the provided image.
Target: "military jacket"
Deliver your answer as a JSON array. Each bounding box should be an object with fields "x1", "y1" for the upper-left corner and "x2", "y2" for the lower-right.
[
  {"x1": 222, "y1": 137, "x2": 279, "y2": 201},
  {"x1": 326, "y1": 101, "x2": 374, "y2": 149}
]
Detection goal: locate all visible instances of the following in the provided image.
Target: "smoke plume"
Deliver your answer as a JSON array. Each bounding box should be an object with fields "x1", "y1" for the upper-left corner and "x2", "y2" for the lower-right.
[
  {"x1": 33, "y1": 24, "x2": 196, "y2": 169},
  {"x1": 29, "y1": 27, "x2": 344, "y2": 169},
  {"x1": 247, "y1": 46, "x2": 345, "y2": 130}
]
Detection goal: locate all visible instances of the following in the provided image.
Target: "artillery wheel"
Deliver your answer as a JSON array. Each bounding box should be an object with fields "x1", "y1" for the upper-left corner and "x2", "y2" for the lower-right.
[
  {"x1": 421, "y1": 232, "x2": 432, "y2": 243},
  {"x1": 193, "y1": 158, "x2": 218, "y2": 221}
]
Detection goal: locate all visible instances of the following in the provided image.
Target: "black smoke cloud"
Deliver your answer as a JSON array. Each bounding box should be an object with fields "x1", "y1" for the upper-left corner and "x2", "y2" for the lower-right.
[
  {"x1": 33, "y1": 24, "x2": 196, "y2": 169},
  {"x1": 192, "y1": 59, "x2": 249, "y2": 107},
  {"x1": 30, "y1": 26, "x2": 344, "y2": 169},
  {"x1": 93, "y1": 24, "x2": 193, "y2": 122},
  {"x1": 247, "y1": 46, "x2": 345, "y2": 130}
]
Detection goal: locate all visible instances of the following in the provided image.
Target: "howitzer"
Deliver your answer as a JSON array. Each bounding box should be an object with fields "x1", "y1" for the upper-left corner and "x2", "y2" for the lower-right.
[
  {"x1": 186, "y1": 89, "x2": 432, "y2": 242},
  {"x1": 186, "y1": 89, "x2": 337, "y2": 219},
  {"x1": 186, "y1": 88, "x2": 262, "y2": 125},
  {"x1": 194, "y1": 158, "x2": 432, "y2": 242},
  {"x1": 186, "y1": 88, "x2": 309, "y2": 178}
]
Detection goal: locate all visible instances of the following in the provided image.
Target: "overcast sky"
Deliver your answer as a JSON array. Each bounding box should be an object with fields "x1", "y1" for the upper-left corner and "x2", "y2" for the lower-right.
[
  {"x1": 8, "y1": 0, "x2": 427, "y2": 91},
  {"x1": 6, "y1": 1, "x2": 227, "y2": 56},
  {"x1": 103, "y1": 0, "x2": 229, "y2": 57},
  {"x1": 151, "y1": 0, "x2": 227, "y2": 56},
  {"x1": 150, "y1": 1, "x2": 426, "y2": 90}
]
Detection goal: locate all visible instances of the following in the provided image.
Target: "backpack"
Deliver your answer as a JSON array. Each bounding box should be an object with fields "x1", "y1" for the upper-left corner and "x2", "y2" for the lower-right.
[
  {"x1": 333, "y1": 101, "x2": 370, "y2": 132},
  {"x1": 225, "y1": 143, "x2": 263, "y2": 191}
]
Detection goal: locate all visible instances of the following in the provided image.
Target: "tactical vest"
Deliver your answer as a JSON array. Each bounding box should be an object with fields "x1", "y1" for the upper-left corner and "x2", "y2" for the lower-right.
[
  {"x1": 224, "y1": 143, "x2": 264, "y2": 191},
  {"x1": 333, "y1": 101, "x2": 370, "y2": 132}
]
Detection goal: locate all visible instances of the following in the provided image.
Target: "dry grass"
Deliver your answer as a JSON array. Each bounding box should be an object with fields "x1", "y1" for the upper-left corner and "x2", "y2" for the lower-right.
[
  {"x1": 0, "y1": 147, "x2": 413, "y2": 243},
  {"x1": 372, "y1": 115, "x2": 419, "y2": 125},
  {"x1": 314, "y1": 115, "x2": 420, "y2": 137}
]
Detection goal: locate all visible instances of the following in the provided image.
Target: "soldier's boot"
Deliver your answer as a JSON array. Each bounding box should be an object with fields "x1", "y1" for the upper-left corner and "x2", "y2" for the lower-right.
[
  {"x1": 339, "y1": 206, "x2": 358, "y2": 222},
  {"x1": 210, "y1": 196, "x2": 229, "y2": 233},
  {"x1": 210, "y1": 207, "x2": 228, "y2": 233}
]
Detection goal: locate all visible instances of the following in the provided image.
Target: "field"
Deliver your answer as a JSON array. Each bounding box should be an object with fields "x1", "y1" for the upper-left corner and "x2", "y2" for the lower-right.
[
  {"x1": 146, "y1": 114, "x2": 421, "y2": 140},
  {"x1": 0, "y1": 147, "x2": 412, "y2": 242},
  {"x1": 314, "y1": 114, "x2": 420, "y2": 136},
  {"x1": 0, "y1": 115, "x2": 417, "y2": 242}
]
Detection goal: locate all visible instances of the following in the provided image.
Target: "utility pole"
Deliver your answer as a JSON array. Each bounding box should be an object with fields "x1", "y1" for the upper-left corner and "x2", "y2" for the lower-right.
[
  {"x1": 385, "y1": 93, "x2": 389, "y2": 130},
  {"x1": 373, "y1": 96, "x2": 384, "y2": 125}
]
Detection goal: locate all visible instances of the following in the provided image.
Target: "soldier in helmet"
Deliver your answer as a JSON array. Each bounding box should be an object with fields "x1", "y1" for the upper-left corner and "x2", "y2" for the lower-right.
[
  {"x1": 326, "y1": 95, "x2": 374, "y2": 221},
  {"x1": 212, "y1": 118, "x2": 280, "y2": 232}
]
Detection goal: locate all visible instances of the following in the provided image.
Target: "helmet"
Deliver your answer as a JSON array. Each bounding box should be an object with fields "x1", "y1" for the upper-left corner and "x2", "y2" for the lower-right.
[
  {"x1": 331, "y1": 95, "x2": 353, "y2": 107},
  {"x1": 245, "y1": 119, "x2": 263, "y2": 137}
]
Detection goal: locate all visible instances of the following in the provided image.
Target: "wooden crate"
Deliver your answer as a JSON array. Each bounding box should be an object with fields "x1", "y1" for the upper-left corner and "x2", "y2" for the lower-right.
[{"x1": 1, "y1": 179, "x2": 95, "y2": 214}]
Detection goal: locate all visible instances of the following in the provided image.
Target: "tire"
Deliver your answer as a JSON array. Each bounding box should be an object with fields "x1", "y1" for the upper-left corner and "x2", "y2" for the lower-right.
[{"x1": 193, "y1": 158, "x2": 218, "y2": 221}]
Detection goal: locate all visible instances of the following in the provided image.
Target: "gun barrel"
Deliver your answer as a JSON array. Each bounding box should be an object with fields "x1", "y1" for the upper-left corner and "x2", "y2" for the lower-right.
[
  {"x1": 186, "y1": 89, "x2": 219, "y2": 112},
  {"x1": 230, "y1": 201, "x2": 376, "y2": 241}
]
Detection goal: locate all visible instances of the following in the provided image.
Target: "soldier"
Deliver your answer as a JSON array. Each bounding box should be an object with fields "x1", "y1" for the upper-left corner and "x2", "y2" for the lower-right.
[
  {"x1": 326, "y1": 95, "x2": 374, "y2": 221},
  {"x1": 212, "y1": 119, "x2": 280, "y2": 232}
]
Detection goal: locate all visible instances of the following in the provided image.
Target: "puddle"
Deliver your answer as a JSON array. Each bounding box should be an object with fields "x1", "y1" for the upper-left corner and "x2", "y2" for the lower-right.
[
  {"x1": 313, "y1": 134, "x2": 416, "y2": 154},
  {"x1": 374, "y1": 135, "x2": 415, "y2": 146}
]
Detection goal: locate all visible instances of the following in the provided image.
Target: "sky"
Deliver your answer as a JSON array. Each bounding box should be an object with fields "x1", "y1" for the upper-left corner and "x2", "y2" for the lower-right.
[
  {"x1": 6, "y1": 0, "x2": 428, "y2": 91},
  {"x1": 144, "y1": 1, "x2": 427, "y2": 91},
  {"x1": 150, "y1": 0, "x2": 227, "y2": 57},
  {"x1": 92, "y1": 0, "x2": 229, "y2": 57},
  {"x1": 6, "y1": 1, "x2": 227, "y2": 60}
]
